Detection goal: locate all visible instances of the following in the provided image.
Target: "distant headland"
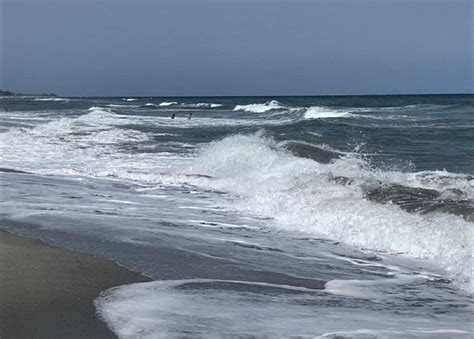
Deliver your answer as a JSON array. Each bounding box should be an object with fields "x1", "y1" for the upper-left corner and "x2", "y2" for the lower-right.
[{"x1": 0, "y1": 90, "x2": 58, "y2": 97}]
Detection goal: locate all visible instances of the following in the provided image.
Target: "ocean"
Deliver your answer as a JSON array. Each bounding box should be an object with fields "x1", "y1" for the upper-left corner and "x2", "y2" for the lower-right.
[{"x1": 1, "y1": 94, "x2": 473, "y2": 338}]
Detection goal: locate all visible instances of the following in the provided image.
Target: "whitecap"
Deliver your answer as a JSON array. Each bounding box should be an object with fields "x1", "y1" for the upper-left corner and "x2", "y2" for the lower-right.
[
  {"x1": 301, "y1": 106, "x2": 355, "y2": 119},
  {"x1": 233, "y1": 100, "x2": 285, "y2": 113},
  {"x1": 34, "y1": 97, "x2": 69, "y2": 102},
  {"x1": 184, "y1": 133, "x2": 474, "y2": 293},
  {"x1": 158, "y1": 101, "x2": 178, "y2": 107}
]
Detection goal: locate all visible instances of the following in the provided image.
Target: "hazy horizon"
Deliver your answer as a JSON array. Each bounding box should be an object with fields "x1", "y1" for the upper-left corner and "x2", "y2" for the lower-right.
[
  {"x1": 2, "y1": 90, "x2": 474, "y2": 98},
  {"x1": 2, "y1": 0, "x2": 472, "y2": 97}
]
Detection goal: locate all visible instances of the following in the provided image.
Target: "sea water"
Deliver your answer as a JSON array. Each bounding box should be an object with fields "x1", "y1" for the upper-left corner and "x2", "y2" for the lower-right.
[{"x1": 0, "y1": 94, "x2": 472, "y2": 337}]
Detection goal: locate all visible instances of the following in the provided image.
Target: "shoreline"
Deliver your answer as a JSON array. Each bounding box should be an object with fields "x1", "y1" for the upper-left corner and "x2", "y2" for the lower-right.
[{"x1": 0, "y1": 229, "x2": 150, "y2": 339}]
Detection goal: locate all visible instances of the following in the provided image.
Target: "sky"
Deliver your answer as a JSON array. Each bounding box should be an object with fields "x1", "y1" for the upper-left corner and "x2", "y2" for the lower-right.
[{"x1": 1, "y1": 0, "x2": 472, "y2": 96}]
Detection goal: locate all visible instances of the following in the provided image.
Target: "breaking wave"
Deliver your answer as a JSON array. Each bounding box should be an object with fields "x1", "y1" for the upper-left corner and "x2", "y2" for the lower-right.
[
  {"x1": 233, "y1": 100, "x2": 286, "y2": 113},
  {"x1": 158, "y1": 101, "x2": 178, "y2": 107},
  {"x1": 184, "y1": 133, "x2": 474, "y2": 293},
  {"x1": 154, "y1": 101, "x2": 223, "y2": 108},
  {"x1": 33, "y1": 97, "x2": 69, "y2": 102},
  {"x1": 302, "y1": 106, "x2": 355, "y2": 119},
  {"x1": 233, "y1": 101, "x2": 357, "y2": 119},
  {"x1": 190, "y1": 102, "x2": 223, "y2": 108},
  {"x1": 0, "y1": 107, "x2": 154, "y2": 178},
  {"x1": 107, "y1": 104, "x2": 140, "y2": 108}
]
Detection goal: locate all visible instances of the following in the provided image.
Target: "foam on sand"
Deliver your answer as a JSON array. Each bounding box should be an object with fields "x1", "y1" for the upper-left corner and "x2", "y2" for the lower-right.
[{"x1": 95, "y1": 279, "x2": 472, "y2": 338}]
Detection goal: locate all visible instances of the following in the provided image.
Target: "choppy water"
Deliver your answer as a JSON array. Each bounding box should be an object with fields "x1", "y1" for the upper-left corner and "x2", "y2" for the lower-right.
[{"x1": 1, "y1": 94, "x2": 473, "y2": 338}]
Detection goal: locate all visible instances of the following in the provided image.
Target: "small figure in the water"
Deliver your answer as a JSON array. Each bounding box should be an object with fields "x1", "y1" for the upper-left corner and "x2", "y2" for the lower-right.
[
  {"x1": 188, "y1": 113, "x2": 192, "y2": 120},
  {"x1": 171, "y1": 113, "x2": 176, "y2": 119}
]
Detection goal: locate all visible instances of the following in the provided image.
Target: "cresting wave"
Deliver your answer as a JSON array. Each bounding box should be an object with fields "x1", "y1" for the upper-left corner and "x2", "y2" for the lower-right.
[
  {"x1": 184, "y1": 133, "x2": 473, "y2": 293},
  {"x1": 158, "y1": 101, "x2": 178, "y2": 107},
  {"x1": 302, "y1": 106, "x2": 354, "y2": 119},
  {"x1": 233, "y1": 100, "x2": 286, "y2": 112},
  {"x1": 156, "y1": 101, "x2": 223, "y2": 108},
  {"x1": 0, "y1": 106, "x2": 264, "y2": 180},
  {"x1": 142, "y1": 102, "x2": 223, "y2": 109},
  {"x1": 33, "y1": 97, "x2": 69, "y2": 102},
  {"x1": 230, "y1": 100, "x2": 466, "y2": 121},
  {"x1": 0, "y1": 107, "x2": 157, "y2": 178},
  {"x1": 233, "y1": 100, "x2": 356, "y2": 119}
]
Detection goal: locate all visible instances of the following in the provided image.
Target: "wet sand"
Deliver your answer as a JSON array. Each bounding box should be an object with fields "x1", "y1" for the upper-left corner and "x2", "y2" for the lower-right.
[{"x1": 0, "y1": 230, "x2": 150, "y2": 339}]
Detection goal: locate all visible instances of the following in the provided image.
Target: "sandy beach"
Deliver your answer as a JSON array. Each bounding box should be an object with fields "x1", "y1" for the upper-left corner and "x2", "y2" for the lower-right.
[{"x1": 0, "y1": 230, "x2": 150, "y2": 339}]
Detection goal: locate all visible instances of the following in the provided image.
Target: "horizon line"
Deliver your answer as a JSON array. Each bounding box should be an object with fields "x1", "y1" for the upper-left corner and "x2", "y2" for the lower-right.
[{"x1": 2, "y1": 90, "x2": 473, "y2": 98}]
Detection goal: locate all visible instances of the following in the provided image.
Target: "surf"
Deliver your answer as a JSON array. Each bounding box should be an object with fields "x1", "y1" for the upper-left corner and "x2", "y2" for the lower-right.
[{"x1": 183, "y1": 133, "x2": 474, "y2": 293}]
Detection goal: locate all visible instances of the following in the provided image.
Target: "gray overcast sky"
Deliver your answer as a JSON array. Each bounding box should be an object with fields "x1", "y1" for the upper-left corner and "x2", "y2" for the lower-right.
[{"x1": 1, "y1": 0, "x2": 472, "y2": 96}]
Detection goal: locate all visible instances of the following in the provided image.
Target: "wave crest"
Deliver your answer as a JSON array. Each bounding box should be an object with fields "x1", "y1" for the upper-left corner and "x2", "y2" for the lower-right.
[
  {"x1": 301, "y1": 106, "x2": 354, "y2": 119},
  {"x1": 185, "y1": 133, "x2": 473, "y2": 293},
  {"x1": 233, "y1": 100, "x2": 285, "y2": 113},
  {"x1": 158, "y1": 101, "x2": 178, "y2": 107}
]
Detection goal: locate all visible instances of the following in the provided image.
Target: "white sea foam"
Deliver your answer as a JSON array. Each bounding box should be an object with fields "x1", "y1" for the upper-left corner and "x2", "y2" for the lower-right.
[
  {"x1": 122, "y1": 98, "x2": 137, "y2": 102},
  {"x1": 158, "y1": 101, "x2": 178, "y2": 107},
  {"x1": 33, "y1": 97, "x2": 69, "y2": 102},
  {"x1": 233, "y1": 100, "x2": 285, "y2": 113},
  {"x1": 324, "y1": 274, "x2": 430, "y2": 300},
  {"x1": 185, "y1": 134, "x2": 474, "y2": 293},
  {"x1": 301, "y1": 106, "x2": 355, "y2": 119},
  {"x1": 95, "y1": 279, "x2": 472, "y2": 338},
  {"x1": 106, "y1": 104, "x2": 140, "y2": 108},
  {"x1": 306, "y1": 131, "x2": 323, "y2": 137},
  {"x1": 145, "y1": 102, "x2": 223, "y2": 108},
  {"x1": 0, "y1": 107, "x2": 161, "y2": 180},
  {"x1": 0, "y1": 108, "x2": 282, "y2": 177},
  {"x1": 191, "y1": 102, "x2": 222, "y2": 108},
  {"x1": 232, "y1": 101, "x2": 358, "y2": 119}
]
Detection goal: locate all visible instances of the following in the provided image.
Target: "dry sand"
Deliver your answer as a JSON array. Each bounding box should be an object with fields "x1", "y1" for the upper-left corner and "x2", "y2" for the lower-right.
[{"x1": 0, "y1": 230, "x2": 150, "y2": 339}]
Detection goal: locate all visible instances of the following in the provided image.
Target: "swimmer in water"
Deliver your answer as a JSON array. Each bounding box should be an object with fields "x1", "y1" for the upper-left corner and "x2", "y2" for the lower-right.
[
  {"x1": 171, "y1": 113, "x2": 176, "y2": 119},
  {"x1": 188, "y1": 113, "x2": 192, "y2": 120}
]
